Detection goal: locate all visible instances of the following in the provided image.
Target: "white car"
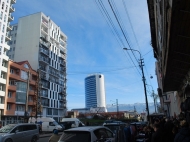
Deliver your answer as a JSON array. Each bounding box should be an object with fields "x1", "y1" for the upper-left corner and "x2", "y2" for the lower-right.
[{"x1": 58, "y1": 126, "x2": 115, "y2": 142}]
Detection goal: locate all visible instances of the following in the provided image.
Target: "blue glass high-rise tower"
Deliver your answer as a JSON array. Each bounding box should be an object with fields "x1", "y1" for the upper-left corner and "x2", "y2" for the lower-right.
[{"x1": 85, "y1": 74, "x2": 107, "y2": 112}]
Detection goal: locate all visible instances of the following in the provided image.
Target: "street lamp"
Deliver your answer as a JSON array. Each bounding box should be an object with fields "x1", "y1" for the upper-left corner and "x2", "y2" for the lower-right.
[
  {"x1": 123, "y1": 48, "x2": 150, "y2": 121},
  {"x1": 146, "y1": 84, "x2": 157, "y2": 113}
]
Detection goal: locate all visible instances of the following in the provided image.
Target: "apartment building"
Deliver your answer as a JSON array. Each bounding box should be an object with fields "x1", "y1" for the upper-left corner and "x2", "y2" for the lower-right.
[
  {"x1": 3, "y1": 60, "x2": 37, "y2": 124},
  {"x1": 8, "y1": 12, "x2": 67, "y2": 121},
  {"x1": 0, "y1": 0, "x2": 16, "y2": 120}
]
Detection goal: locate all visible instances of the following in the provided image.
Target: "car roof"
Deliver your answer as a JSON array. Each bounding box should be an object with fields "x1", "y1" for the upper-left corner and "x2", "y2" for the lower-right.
[{"x1": 64, "y1": 126, "x2": 107, "y2": 132}]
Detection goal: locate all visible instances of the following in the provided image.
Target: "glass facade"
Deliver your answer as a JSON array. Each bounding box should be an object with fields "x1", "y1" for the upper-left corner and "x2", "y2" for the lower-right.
[
  {"x1": 16, "y1": 82, "x2": 27, "y2": 103},
  {"x1": 85, "y1": 75, "x2": 97, "y2": 108}
]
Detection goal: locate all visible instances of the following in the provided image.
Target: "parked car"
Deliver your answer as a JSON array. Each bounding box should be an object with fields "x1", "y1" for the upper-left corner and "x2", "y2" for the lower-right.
[
  {"x1": 103, "y1": 122, "x2": 126, "y2": 134},
  {"x1": 60, "y1": 118, "x2": 85, "y2": 129},
  {"x1": 28, "y1": 117, "x2": 63, "y2": 132},
  {"x1": 58, "y1": 126, "x2": 115, "y2": 142},
  {"x1": 0, "y1": 123, "x2": 39, "y2": 142}
]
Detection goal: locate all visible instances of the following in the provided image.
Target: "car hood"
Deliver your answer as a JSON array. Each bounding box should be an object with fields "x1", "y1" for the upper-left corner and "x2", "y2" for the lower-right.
[{"x1": 0, "y1": 133, "x2": 8, "y2": 136}]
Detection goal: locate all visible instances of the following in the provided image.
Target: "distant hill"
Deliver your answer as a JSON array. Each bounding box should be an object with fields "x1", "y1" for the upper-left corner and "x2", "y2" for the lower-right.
[{"x1": 106, "y1": 102, "x2": 157, "y2": 114}]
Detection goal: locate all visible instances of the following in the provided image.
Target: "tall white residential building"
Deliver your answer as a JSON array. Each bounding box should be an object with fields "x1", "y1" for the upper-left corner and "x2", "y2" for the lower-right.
[
  {"x1": 0, "y1": 0, "x2": 16, "y2": 119},
  {"x1": 8, "y1": 12, "x2": 67, "y2": 121},
  {"x1": 85, "y1": 74, "x2": 107, "y2": 112}
]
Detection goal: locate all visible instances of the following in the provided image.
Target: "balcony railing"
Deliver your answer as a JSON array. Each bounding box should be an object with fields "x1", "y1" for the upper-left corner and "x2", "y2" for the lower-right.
[
  {"x1": 11, "y1": 0, "x2": 16, "y2": 4},
  {"x1": 7, "y1": 23, "x2": 13, "y2": 31},
  {"x1": 9, "y1": 5, "x2": 15, "y2": 12},
  {"x1": 40, "y1": 93, "x2": 48, "y2": 98},
  {"x1": 6, "y1": 33, "x2": 11, "y2": 41},
  {"x1": 40, "y1": 48, "x2": 49, "y2": 56},
  {"x1": 41, "y1": 102, "x2": 49, "y2": 107},
  {"x1": 8, "y1": 14, "x2": 14, "y2": 21},
  {"x1": 39, "y1": 56, "x2": 49, "y2": 64}
]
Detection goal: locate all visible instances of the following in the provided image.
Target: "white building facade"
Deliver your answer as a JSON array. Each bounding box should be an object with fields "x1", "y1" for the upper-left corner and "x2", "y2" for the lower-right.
[
  {"x1": 0, "y1": 0, "x2": 16, "y2": 119},
  {"x1": 85, "y1": 74, "x2": 107, "y2": 112},
  {"x1": 8, "y1": 12, "x2": 67, "y2": 121}
]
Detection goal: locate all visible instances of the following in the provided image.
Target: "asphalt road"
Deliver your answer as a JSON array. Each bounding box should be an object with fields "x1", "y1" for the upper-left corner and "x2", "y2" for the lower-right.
[{"x1": 38, "y1": 136, "x2": 50, "y2": 142}]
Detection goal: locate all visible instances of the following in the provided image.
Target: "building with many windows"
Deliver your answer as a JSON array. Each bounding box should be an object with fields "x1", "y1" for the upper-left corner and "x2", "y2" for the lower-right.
[
  {"x1": 8, "y1": 12, "x2": 67, "y2": 121},
  {"x1": 85, "y1": 74, "x2": 107, "y2": 112},
  {"x1": 0, "y1": 0, "x2": 16, "y2": 120},
  {"x1": 3, "y1": 60, "x2": 37, "y2": 125}
]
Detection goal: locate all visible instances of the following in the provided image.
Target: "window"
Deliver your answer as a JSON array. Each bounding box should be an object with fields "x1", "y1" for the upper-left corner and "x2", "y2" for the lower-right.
[
  {"x1": 15, "y1": 33, "x2": 16, "y2": 37},
  {"x1": 2, "y1": 2, "x2": 4, "y2": 9},
  {"x1": 14, "y1": 26, "x2": 17, "y2": 30},
  {"x1": 14, "y1": 40, "x2": 16, "y2": 44},
  {"x1": 13, "y1": 47, "x2": 15, "y2": 51},
  {"x1": 0, "y1": 22, "x2": 1, "y2": 31},
  {"x1": 21, "y1": 70, "x2": 28, "y2": 80},
  {"x1": 4, "y1": 14, "x2": 6, "y2": 22},
  {"x1": 12, "y1": 54, "x2": 14, "y2": 59},
  {"x1": 10, "y1": 47, "x2": 12, "y2": 51},
  {"x1": 9, "y1": 80, "x2": 15, "y2": 85},
  {"x1": 16, "y1": 105, "x2": 25, "y2": 111},
  {"x1": 5, "y1": 5, "x2": 7, "y2": 12},
  {"x1": 0, "y1": 12, "x2": 2, "y2": 19},
  {"x1": 0, "y1": 46, "x2": 1, "y2": 55},
  {"x1": 2, "y1": 24, "x2": 4, "y2": 32},
  {"x1": 10, "y1": 69, "x2": 14, "y2": 74},
  {"x1": 24, "y1": 64, "x2": 29, "y2": 69},
  {"x1": 7, "y1": 104, "x2": 11, "y2": 110},
  {"x1": 9, "y1": 41, "x2": 12, "y2": 45},
  {"x1": 8, "y1": 92, "x2": 12, "y2": 98},
  {"x1": 1, "y1": 35, "x2": 3, "y2": 43}
]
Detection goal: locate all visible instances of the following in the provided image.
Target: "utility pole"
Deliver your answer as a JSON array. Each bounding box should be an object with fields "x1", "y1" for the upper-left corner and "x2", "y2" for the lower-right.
[
  {"x1": 116, "y1": 99, "x2": 119, "y2": 119},
  {"x1": 140, "y1": 59, "x2": 150, "y2": 121},
  {"x1": 24, "y1": 71, "x2": 30, "y2": 122},
  {"x1": 152, "y1": 90, "x2": 157, "y2": 113}
]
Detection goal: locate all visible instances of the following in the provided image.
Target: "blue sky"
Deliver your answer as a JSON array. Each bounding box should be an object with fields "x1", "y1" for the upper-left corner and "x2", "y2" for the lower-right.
[{"x1": 12, "y1": 0, "x2": 158, "y2": 110}]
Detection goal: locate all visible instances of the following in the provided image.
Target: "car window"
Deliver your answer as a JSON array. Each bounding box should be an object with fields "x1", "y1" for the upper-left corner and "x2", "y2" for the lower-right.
[
  {"x1": 11, "y1": 126, "x2": 23, "y2": 133},
  {"x1": 105, "y1": 129, "x2": 114, "y2": 137},
  {"x1": 60, "y1": 131, "x2": 91, "y2": 142},
  {"x1": 0, "y1": 124, "x2": 16, "y2": 133},
  {"x1": 23, "y1": 125, "x2": 37, "y2": 131},
  {"x1": 49, "y1": 122, "x2": 55, "y2": 126},
  {"x1": 94, "y1": 129, "x2": 108, "y2": 139}
]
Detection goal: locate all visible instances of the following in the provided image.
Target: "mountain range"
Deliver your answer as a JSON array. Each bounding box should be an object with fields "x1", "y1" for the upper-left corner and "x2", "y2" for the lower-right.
[{"x1": 106, "y1": 102, "x2": 158, "y2": 114}]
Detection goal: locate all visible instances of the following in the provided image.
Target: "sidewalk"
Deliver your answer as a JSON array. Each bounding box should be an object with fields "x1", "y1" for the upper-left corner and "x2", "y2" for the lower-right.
[{"x1": 39, "y1": 132, "x2": 63, "y2": 138}]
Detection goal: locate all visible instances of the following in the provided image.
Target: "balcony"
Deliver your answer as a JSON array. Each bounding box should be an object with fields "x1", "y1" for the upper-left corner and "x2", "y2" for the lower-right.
[
  {"x1": 0, "y1": 78, "x2": 6, "y2": 84},
  {"x1": 0, "y1": 104, "x2": 4, "y2": 109},
  {"x1": 40, "y1": 36, "x2": 48, "y2": 43},
  {"x1": 164, "y1": 99, "x2": 171, "y2": 104},
  {"x1": 59, "y1": 54, "x2": 66, "y2": 60},
  {"x1": 7, "y1": 23, "x2": 13, "y2": 31},
  {"x1": 28, "y1": 101, "x2": 35, "y2": 106},
  {"x1": 9, "y1": 5, "x2": 15, "y2": 12},
  {"x1": 40, "y1": 92, "x2": 48, "y2": 98},
  {"x1": 5, "y1": 109, "x2": 15, "y2": 115},
  {"x1": 39, "y1": 48, "x2": 49, "y2": 56},
  {"x1": 59, "y1": 67, "x2": 65, "y2": 72},
  {"x1": 29, "y1": 90, "x2": 35, "y2": 95},
  {"x1": 41, "y1": 83, "x2": 49, "y2": 89},
  {"x1": 9, "y1": 73, "x2": 19, "y2": 79},
  {"x1": 8, "y1": 14, "x2": 14, "y2": 22},
  {"x1": 39, "y1": 56, "x2": 50, "y2": 64},
  {"x1": 0, "y1": 90, "x2": 5, "y2": 97},
  {"x1": 11, "y1": 0, "x2": 16, "y2": 4},
  {"x1": 2, "y1": 53, "x2": 9, "y2": 61},
  {"x1": 7, "y1": 97, "x2": 16, "y2": 103},
  {"x1": 8, "y1": 85, "x2": 16, "y2": 91},
  {"x1": 5, "y1": 33, "x2": 11, "y2": 41},
  {"x1": 41, "y1": 27, "x2": 48, "y2": 35},
  {"x1": 4, "y1": 44, "x2": 10, "y2": 50}
]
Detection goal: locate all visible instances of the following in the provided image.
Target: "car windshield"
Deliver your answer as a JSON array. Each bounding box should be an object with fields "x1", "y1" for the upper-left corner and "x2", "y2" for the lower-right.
[
  {"x1": 53, "y1": 121, "x2": 58, "y2": 126},
  {"x1": 60, "y1": 131, "x2": 91, "y2": 142},
  {"x1": 0, "y1": 124, "x2": 16, "y2": 133},
  {"x1": 104, "y1": 125, "x2": 119, "y2": 134}
]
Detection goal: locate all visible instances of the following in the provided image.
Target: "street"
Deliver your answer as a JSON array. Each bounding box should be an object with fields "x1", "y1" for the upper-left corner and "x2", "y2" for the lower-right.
[{"x1": 38, "y1": 136, "x2": 50, "y2": 142}]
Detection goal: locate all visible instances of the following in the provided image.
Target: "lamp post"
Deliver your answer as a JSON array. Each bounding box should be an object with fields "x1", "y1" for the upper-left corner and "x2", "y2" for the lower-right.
[
  {"x1": 123, "y1": 48, "x2": 150, "y2": 121},
  {"x1": 146, "y1": 84, "x2": 157, "y2": 113}
]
